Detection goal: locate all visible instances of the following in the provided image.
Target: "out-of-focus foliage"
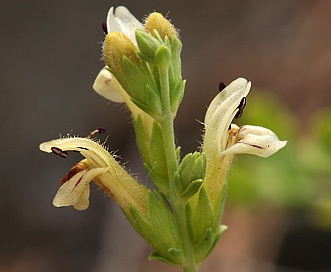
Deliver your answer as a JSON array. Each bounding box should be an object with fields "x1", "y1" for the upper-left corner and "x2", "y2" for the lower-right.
[{"x1": 227, "y1": 89, "x2": 331, "y2": 227}]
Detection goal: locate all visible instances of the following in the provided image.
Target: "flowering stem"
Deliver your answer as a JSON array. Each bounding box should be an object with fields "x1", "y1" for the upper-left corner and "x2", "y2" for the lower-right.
[{"x1": 158, "y1": 64, "x2": 199, "y2": 272}]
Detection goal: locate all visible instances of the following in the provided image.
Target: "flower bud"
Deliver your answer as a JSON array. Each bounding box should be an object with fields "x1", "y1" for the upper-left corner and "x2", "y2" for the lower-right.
[
  {"x1": 145, "y1": 12, "x2": 177, "y2": 41},
  {"x1": 103, "y1": 32, "x2": 139, "y2": 76}
]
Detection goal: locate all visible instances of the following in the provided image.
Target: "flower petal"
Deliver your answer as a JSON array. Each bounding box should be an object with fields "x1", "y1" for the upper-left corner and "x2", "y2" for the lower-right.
[
  {"x1": 221, "y1": 125, "x2": 287, "y2": 158},
  {"x1": 106, "y1": 6, "x2": 143, "y2": 45},
  {"x1": 93, "y1": 68, "x2": 125, "y2": 103},
  {"x1": 39, "y1": 137, "x2": 113, "y2": 168},
  {"x1": 53, "y1": 168, "x2": 107, "y2": 210},
  {"x1": 203, "y1": 78, "x2": 251, "y2": 154}
]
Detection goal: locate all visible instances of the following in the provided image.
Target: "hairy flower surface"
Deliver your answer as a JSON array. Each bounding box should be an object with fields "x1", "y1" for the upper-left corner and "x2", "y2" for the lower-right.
[{"x1": 39, "y1": 137, "x2": 148, "y2": 213}]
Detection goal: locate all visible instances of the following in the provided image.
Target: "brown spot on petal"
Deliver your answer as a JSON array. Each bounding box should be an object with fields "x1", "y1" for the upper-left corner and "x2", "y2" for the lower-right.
[{"x1": 60, "y1": 160, "x2": 89, "y2": 184}]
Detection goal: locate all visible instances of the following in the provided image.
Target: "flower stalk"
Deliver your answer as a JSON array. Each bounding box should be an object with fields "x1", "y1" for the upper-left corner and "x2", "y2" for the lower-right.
[{"x1": 39, "y1": 6, "x2": 287, "y2": 272}]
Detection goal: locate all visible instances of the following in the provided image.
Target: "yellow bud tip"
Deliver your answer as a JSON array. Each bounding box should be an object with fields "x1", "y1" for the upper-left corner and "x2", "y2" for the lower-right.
[
  {"x1": 103, "y1": 32, "x2": 139, "y2": 74},
  {"x1": 145, "y1": 12, "x2": 177, "y2": 40}
]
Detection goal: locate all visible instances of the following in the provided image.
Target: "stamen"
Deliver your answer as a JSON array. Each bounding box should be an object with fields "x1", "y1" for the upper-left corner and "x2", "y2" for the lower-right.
[
  {"x1": 51, "y1": 147, "x2": 68, "y2": 158},
  {"x1": 87, "y1": 127, "x2": 106, "y2": 138},
  {"x1": 218, "y1": 82, "x2": 226, "y2": 92},
  {"x1": 102, "y1": 22, "x2": 108, "y2": 34},
  {"x1": 234, "y1": 97, "x2": 246, "y2": 119}
]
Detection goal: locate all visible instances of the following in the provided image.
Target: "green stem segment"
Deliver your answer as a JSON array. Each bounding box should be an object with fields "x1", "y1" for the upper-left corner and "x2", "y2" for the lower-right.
[{"x1": 158, "y1": 64, "x2": 199, "y2": 272}]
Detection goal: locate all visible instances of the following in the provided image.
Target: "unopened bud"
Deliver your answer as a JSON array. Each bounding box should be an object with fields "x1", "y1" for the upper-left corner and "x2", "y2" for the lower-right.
[
  {"x1": 145, "y1": 12, "x2": 177, "y2": 41},
  {"x1": 103, "y1": 32, "x2": 139, "y2": 75}
]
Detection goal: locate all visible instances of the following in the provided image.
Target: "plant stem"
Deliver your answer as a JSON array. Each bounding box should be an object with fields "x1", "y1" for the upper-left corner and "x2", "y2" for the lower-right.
[{"x1": 158, "y1": 64, "x2": 199, "y2": 272}]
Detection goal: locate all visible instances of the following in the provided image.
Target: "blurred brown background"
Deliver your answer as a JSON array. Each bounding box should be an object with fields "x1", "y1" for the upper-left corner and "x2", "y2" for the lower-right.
[{"x1": 1, "y1": 0, "x2": 331, "y2": 271}]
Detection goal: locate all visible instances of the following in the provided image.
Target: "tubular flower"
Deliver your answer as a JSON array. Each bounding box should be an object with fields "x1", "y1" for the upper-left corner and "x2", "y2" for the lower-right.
[
  {"x1": 201, "y1": 77, "x2": 287, "y2": 209},
  {"x1": 203, "y1": 77, "x2": 286, "y2": 158},
  {"x1": 39, "y1": 137, "x2": 149, "y2": 215}
]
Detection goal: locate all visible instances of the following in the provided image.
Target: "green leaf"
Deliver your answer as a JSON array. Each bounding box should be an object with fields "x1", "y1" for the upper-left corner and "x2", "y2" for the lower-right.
[
  {"x1": 144, "y1": 163, "x2": 168, "y2": 193},
  {"x1": 134, "y1": 115, "x2": 151, "y2": 164},
  {"x1": 130, "y1": 206, "x2": 155, "y2": 245},
  {"x1": 149, "y1": 251, "x2": 181, "y2": 265},
  {"x1": 193, "y1": 225, "x2": 227, "y2": 263},
  {"x1": 189, "y1": 187, "x2": 214, "y2": 243},
  {"x1": 148, "y1": 122, "x2": 169, "y2": 182},
  {"x1": 175, "y1": 146, "x2": 181, "y2": 164},
  {"x1": 135, "y1": 29, "x2": 161, "y2": 63},
  {"x1": 180, "y1": 179, "x2": 203, "y2": 201},
  {"x1": 154, "y1": 44, "x2": 172, "y2": 68},
  {"x1": 148, "y1": 191, "x2": 180, "y2": 253},
  {"x1": 170, "y1": 80, "x2": 185, "y2": 116},
  {"x1": 179, "y1": 152, "x2": 206, "y2": 190},
  {"x1": 122, "y1": 56, "x2": 147, "y2": 102},
  {"x1": 173, "y1": 171, "x2": 183, "y2": 195},
  {"x1": 194, "y1": 228, "x2": 213, "y2": 263},
  {"x1": 167, "y1": 248, "x2": 184, "y2": 265},
  {"x1": 170, "y1": 35, "x2": 182, "y2": 78}
]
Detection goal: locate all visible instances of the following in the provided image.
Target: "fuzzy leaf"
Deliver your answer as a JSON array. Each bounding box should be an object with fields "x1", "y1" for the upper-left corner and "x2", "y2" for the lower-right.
[
  {"x1": 194, "y1": 228, "x2": 213, "y2": 263},
  {"x1": 181, "y1": 179, "x2": 203, "y2": 201},
  {"x1": 189, "y1": 187, "x2": 214, "y2": 243}
]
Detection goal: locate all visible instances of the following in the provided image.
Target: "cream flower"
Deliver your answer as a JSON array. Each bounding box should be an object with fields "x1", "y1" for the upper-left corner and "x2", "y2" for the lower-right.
[
  {"x1": 106, "y1": 6, "x2": 143, "y2": 46},
  {"x1": 200, "y1": 77, "x2": 287, "y2": 213},
  {"x1": 39, "y1": 137, "x2": 148, "y2": 212},
  {"x1": 203, "y1": 77, "x2": 287, "y2": 158},
  {"x1": 93, "y1": 68, "x2": 126, "y2": 103}
]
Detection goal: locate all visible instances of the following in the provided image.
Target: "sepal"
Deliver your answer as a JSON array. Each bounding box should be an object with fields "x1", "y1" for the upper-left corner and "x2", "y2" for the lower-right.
[
  {"x1": 149, "y1": 248, "x2": 184, "y2": 265},
  {"x1": 187, "y1": 187, "x2": 214, "y2": 244},
  {"x1": 135, "y1": 29, "x2": 162, "y2": 64},
  {"x1": 194, "y1": 225, "x2": 227, "y2": 263},
  {"x1": 134, "y1": 117, "x2": 169, "y2": 193},
  {"x1": 180, "y1": 179, "x2": 203, "y2": 201},
  {"x1": 154, "y1": 44, "x2": 172, "y2": 68}
]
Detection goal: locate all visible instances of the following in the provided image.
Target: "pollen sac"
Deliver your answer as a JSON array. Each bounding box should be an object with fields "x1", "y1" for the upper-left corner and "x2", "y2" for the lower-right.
[
  {"x1": 218, "y1": 82, "x2": 226, "y2": 92},
  {"x1": 234, "y1": 97, "x2": 246, "y2": 119},
  {"x1": 102, "y1": 22, "x2": 108, "y2": 34},
  {"x1": 51, "y1": 147, "x2": 68, "y2": 158}
]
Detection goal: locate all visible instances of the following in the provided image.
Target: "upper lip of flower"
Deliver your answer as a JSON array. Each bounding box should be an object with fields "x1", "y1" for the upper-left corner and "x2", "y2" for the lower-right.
[
  {"x1": 40, "y1": 137, "x2": 113, "y2": 168},
  {"x1": 204, "y1": 78, "x2": 251, "y2": 153},
  {"x1": 106, "y1": 6, "x2": 143, "y2": 46}
]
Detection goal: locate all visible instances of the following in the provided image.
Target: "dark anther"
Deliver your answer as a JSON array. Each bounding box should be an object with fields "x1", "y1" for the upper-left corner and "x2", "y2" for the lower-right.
[
  {"x1": 218, "y1": 82, "x2": 226, "y2": 92},
  {"x1": 234, "y1": 97, "x2": 246, "y2": 119},
  {"x1": 97, "y1": 127, "x2": 106, "y2": 134},
  {"x1": 51, "y1": 147, "x2": 68, "y2": 158},
  {"x1": 102, "y1": 22, "x2": 108, "y2": 34}
]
